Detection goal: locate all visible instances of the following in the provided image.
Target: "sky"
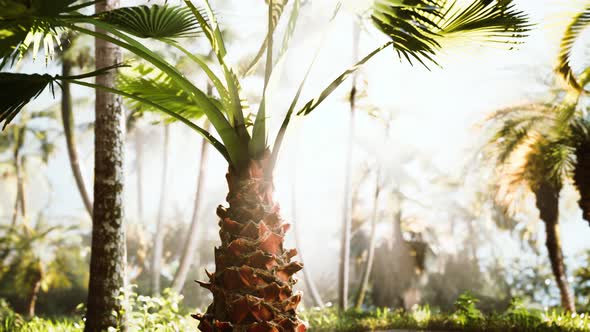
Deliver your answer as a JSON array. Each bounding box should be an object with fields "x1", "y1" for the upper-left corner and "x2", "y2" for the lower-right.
[{"x1": 2, "y1": 0, "x2": 590, "y2": 293}]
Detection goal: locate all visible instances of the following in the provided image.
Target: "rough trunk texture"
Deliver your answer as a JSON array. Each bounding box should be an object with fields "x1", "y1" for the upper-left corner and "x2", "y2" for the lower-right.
[
  {"x1": 574, "y1": 144, "x2": 590, "y2": 226},
  {"x1": 151, "y1": 124, "x2": 170, "y2": 295},
  {"x1": 534, "y1": 182, "x2": 576, "y2": 313},
  {"x1": 85, "y1": 1, "x2": 127, "y2": 330},
  {"x1": 194, "y1": 154, "x2": 306, "y2": 332},
  {"x1": 172, "y1": 121, "x2": 210, "y2": 293},
  {"x1": 62, "y1": 59, "x2": 93, "y2": 218}
]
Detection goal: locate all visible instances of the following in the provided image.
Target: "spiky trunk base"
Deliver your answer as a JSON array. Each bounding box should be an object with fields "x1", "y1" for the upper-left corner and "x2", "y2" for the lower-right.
[{"x1": 194, "y1": 155, "x2": 306, "y2": 332}]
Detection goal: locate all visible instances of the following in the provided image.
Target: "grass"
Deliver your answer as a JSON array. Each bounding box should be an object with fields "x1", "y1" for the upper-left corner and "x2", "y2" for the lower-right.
[{"x1": 1, "y1": 293, "x2": 589, "y2": 332}]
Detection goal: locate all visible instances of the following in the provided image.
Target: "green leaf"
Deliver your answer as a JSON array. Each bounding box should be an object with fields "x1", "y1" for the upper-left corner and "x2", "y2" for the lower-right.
[
  {"x1": 557, "y1": 6, "x2": 590, "y2": 92},
  {"x1": 373, "y1": 0, "x2": 530, "y2": 67},
  {"x1": 0, "y1": 72, "x2": 55, "y2": 128},
  {"x1": 118, "y1": 65, "x2": 215, "y2": 121},
  {"x1": 297, "y1": 42, "x2": 393, "y2": 117},
  {"x1": 97, "y1": 5, "x2": 205, "y2": 39},
  {"x1": 0, "y1": 0, "x2": 82, "y2": 68}
]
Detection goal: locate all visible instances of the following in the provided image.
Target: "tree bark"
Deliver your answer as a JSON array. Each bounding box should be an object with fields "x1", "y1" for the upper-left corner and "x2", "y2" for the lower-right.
[
  {"x1": 193, "y1": 153, "x2": 306, "y2": 332},
  {"x1": 26, "y1": 262, "x2": 42, "y2": 318},
  {"x1": 171, "y1": 121, "x2": 210, "y2": 293},
  {"x1": 534, "y1": 182, "x2": 576, "y2": 313},
  {"x1": 354, "y1": 169, "x2": 381, "y2": 309},
  {"x1": 62, "y1": 58, "x2": 93, "y2": 218},
  {"x1": 338, "y1": 21, "x2": 361, "y2": 311},
  {"x1": 151, "y1": 124, "x2": 170, "y2": 295},
  {"x1": 85, "y1": 1, "x2": 127, "y2": 330},
  {"x1": 574, "y1": 144, "x2": 590, "y2": 227}
]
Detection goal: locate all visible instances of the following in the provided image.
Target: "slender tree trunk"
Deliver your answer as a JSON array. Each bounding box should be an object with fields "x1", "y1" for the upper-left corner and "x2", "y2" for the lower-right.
[
  {"x1": 171, "y1": 121, "x2": 210, "y2": 293},
  {"x1": 574, "y1": 144, "x2": 590, "y2": 227},
  {"x1": 151, "y1": 124, "x2": 170, "y2": 295},
  {"x1": 291, "y1": 163, "x2": 324, "y2": 308},
  {"x1": 354, "y1": 169, "x2": 381, "y2": 309},
  {"x1": 26, "y1": 262, "x2": 43, "y2": 318},
  {"x1": 136, "y1": 128, "x2": 144, "y2": 223},
  {"x1": 11, "y1": 128, "x2": 25, "y2": 227},
  {"x1": 194, "y1": 153, "x2": 305, "y2": 332},
  {"x1": 85, "y1": 1, "x2": 127, "y2": 330},
  {"x1": 534, "y1": 182, "x2": 576, "y2": 313},
  {"x1": 338, "y1": 21, "x2": 361, "y2": 311},
  {"x1": 62, "y1": 58, "x2": 93, "y2": 218}
]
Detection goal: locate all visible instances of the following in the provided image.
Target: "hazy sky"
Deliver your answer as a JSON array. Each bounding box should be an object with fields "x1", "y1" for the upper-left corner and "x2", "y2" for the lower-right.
[{"x1": 2, "y1": 0, "x2": 590, "y2": 286}]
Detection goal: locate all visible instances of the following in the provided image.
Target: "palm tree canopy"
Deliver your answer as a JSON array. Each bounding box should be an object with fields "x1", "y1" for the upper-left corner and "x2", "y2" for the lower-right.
[{"x1": 0, "y1": 0, "x2": 529, "y2": 172}]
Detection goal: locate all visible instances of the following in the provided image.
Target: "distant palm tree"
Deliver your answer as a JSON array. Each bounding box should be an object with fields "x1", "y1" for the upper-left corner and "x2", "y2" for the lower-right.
[
  {"x1": 0, "y1": 220, "x2": 76, "y2": 317},
  {"x1": 483, "y1": 95, "x2": 581, "y2": 311},
  {"x1": 0, "y1": 0, "x2": 529, "y2": 330}
]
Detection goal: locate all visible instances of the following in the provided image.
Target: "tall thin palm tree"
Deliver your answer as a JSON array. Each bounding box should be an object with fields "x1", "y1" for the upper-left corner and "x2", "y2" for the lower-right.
[
  {"x1": 338, "y1": 21, "x2": 360, "y2": 311},
  {"x1": 60, "y1": 34, "x2": 94, "y2": 218},
  {"x1": 484, "y1": 101, "x2": 577, "y2": 312},
  {"x1": 172, "y1": 120, "x2": 211, "y2": 293},
  {"x1": 0, "y1": 0, "x2": 529, "y2": 330},
  {"x1": 151, "y1": 124, "x2": 170, "y2": 295},
  {"x1": 85, "y1": 1, "x2": 128, "y2": 330}
]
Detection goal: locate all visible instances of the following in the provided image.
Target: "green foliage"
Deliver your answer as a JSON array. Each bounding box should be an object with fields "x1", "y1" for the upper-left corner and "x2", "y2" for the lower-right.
[
  {"x1": 575, "y1": 250, "x2": 590, "y2": 311},
  {"x1": 114, "y1": 286, "x2": 198, "y2": 332},
  {"x1": 373, "y1": 0, "x2": 530, "y2": 67},
  {"x1": 302, "y1": 294, "x2": 590, "y2": 332},
  {"x1": 557, "y1": 5, "x2": 590, "y2": 92},
  {"x1": 98, "y1": 5, "x2": 204, "y2": 40},
  {"x1": 451, "y1": 292, "x2": 484, "y2": 326}
]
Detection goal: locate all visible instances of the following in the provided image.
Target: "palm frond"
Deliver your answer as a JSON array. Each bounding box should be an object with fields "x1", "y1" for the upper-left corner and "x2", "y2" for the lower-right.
[
  {"x1": 0, "y1": 73, "x2": 55, "y2": 129},
  {"x1": 0, "y1": 0, "x2": 81, "y2": 68},
  {"x1": 0, "y1": 64, "x2": 124, "y2": 129},
  {"x1": 373, "y1": 0, "x2": 442, "y2": 67},
  {"x1": 241, "y1": 0, "x2": 289, "y2": 77},
  {"x1": 557, "y1": 5, "x2": 590, "y2": 92},
  {"x1": 118, "y1": 65, "x2": 212, "y2": 120},
  {"x1": 373, "y1": 0, "x2": 530, "y2": 67},
  {"x1": 97, "y1": 5, "x2": 205, "y2": 39}
]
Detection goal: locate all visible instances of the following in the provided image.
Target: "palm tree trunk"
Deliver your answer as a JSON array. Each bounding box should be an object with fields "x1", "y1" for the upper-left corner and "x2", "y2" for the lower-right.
[
  {"x1": 26, "y1": 262, "x2": 43, "y2": 317},
  {"x1": 354, "y1": 169, "x2": 381, "y2": 309},
  {"x1": 85, "y1": 1, "x2": 127, "y2": 330},
  {"x1": 62, "y1": 58, "x2": 93, "y2": 218},
  {"x1": 151, "y1": 124, "x2": 170, "y2": 295},
  {"x1": 171, "y1": 121, "x2": 210, "y2": 293},
  {"x1": 574, "y1": 145, "x2": 590, "y2": 226},
  {"x1": 338, "y1": 21, "x2": 361, "y2": 311},
  {"x1": 194, "y1": 153, "x2": 305, "y2": 332},
  {"x1": 291, "y1": 164, "x2": 324, "y2": 308},
  {"x1": 534, "y1": 182, "x2": 576, "y2": 313},
  {"x1": 136, "y1": 128, "x2": 144, "y2": 223},
  {"x1": 11, "y1": 128, "x2": 25, "y2": 227}
]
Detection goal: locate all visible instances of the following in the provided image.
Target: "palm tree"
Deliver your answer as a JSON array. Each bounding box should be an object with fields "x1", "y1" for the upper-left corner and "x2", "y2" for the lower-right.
[
  {"x1": 338, "y1": 21, "x2": 360, "y2": 311},
  {"x1": 0, "y1": 220, "x2": 77, "y2": 317},
  {"x1": 0, "y1": 0, "x2": 529, "y2": 330},
  {"x1": 60, "y1": 33, "x2": 94, "y2": 218},
  {"x1": 0, "y1": 112, "x2": 57, "y2": 227},
  {"x1": 151, "y1": 124, "x2": 170, "y2": 295},
  {"x1": 85, "y1": 1, "x2": 128, "y2": 331},
  {"x1": 484, "y1": 100, "x2": 577, "y2": 311},
  {"x1": 171, "y1": 120, "x2": 211, "y2": 293}
]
